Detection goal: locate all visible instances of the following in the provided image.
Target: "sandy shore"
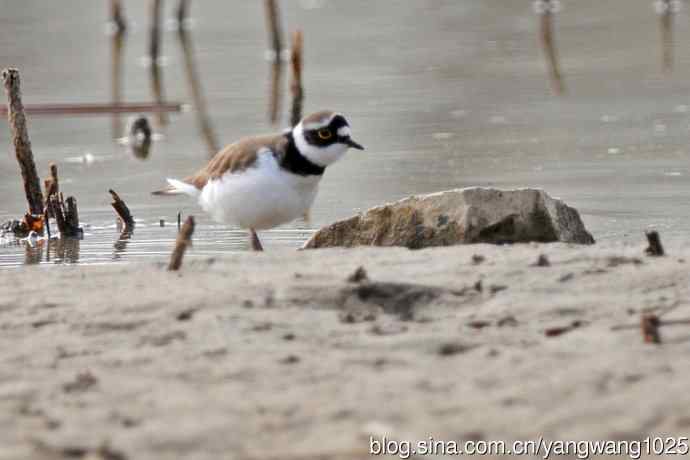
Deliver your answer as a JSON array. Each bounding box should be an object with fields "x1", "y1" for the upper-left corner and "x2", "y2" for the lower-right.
[{"x1": 2, "y1": 241, "x2": 690, "y2": 459}]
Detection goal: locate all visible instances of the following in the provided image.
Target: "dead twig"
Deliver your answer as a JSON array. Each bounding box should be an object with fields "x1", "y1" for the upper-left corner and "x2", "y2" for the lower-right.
[
  {"x1": 109, "y1": 189, "x2": 135, "y2": 233},
  {"x1": 544, "y1": 320, "x2": 585, "y2": 337},
  {"x1": 645, "y1": 230, "x2": 664, "y2": 256},
  {"x1": 612, "y1": 316, "x2": 690, "y2": 331},
  {"x1": 2, "y1": 68, "x2": 44, "y2": 216},
  {"x1": 168, "y1": 216, "x2": 195, "y2": 271}
]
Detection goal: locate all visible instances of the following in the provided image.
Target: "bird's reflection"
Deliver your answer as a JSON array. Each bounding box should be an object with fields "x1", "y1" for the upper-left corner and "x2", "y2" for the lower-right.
[
  {"x1": 24, "y1": 240, "x2": 43, "y2": 265},
  {"x1": 126, "y1": 116, "x2": 153, "y2": 159}
]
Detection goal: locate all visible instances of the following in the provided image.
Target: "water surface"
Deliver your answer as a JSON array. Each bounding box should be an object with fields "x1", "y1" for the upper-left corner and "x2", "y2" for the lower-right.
[{"x1": 2, "y1": 1, "x2": 690, "y2": 266}]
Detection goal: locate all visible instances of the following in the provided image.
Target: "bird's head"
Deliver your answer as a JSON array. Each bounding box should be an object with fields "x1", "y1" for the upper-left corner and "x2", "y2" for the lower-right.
[{"x1": 292, "y1": 110, "x2": 364, "y2": 167}]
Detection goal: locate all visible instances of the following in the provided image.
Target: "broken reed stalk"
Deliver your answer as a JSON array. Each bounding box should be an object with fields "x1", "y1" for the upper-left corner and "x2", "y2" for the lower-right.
[
  {"x1": 110, "y1": 0, "x2": 127, "y2": 33},
  {"x1": 2, "y1": 68, "x2": 44, "y2": 216},
  {"x1": 289, "y1": 30, "x2": 304, "y2": 128},
  {"x1": 109, "y1": 189, "x2": 135, "y2": 232},
  {"x1": 43, "y1": 205, "x2": 51, "y2": 238},
  {"x1": 49, "y1": 193, "x2": 81, "y2": 238},
  {"x1": 49, "y1": 195, "x2": 67, "y2": 236},
  {"x1": 168, "y1": 216, "x2": 195, "y2": 271},
  {"x1": 43, "y1": 163, "x2": 59, "y2": 218},
  {"x1": 65, "y1": 197, "x2": 79, "y2": 233},
  {"x1": 539, "y1": 1, "x2": 565, "y2": 95},
  {"x1": 645, "y1": 230, "x2": 664, "y2": 256},
  {"x1": 49, "y1": 163, "x2": 59, "y2": 193},
  {"x1": 641, "y1": 313, "x2": 661, "y2": 344}
]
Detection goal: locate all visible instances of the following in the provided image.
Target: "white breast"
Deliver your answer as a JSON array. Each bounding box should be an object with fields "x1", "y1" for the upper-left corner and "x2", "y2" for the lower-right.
[{"x1": 198, "y1": 149, "x2": 321, "y2": 230}]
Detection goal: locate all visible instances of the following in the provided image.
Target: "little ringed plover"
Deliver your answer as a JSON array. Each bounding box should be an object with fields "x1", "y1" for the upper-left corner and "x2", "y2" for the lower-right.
[{"x1": 153, "y1": 110, "x2": 364, "y2": 250}]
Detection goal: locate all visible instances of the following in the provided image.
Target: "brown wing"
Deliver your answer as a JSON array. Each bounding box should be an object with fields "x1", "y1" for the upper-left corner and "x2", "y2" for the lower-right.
[{"x1": 152, "y1": 134, "x2": 287, "y2": 195}]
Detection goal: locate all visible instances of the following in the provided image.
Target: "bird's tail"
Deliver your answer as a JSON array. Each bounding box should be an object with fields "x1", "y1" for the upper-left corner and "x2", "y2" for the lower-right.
[{"x1": 151, "y1": 178, "x2": 200, "y2": 197}]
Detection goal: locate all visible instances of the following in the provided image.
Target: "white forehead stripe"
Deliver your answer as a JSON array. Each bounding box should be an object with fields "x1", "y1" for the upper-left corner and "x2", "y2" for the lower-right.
[{"x1": 337, "y1": 126, "x2": 351, "y2": 137}]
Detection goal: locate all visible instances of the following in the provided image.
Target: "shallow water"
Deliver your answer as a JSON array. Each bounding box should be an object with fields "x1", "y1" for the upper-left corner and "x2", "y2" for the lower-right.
[{"x1": 2, "y1": 1, "x2": 690, "y2": 266}]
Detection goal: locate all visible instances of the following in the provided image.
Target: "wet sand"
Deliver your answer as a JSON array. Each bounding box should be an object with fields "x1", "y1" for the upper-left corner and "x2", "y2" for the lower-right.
[{"x1": 3, "y1": 241, "x2": 690, "y2": 459}]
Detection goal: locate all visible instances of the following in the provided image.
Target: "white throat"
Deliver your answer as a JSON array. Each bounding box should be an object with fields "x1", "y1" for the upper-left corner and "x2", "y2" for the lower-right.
[{"x1": 293, "y1": 122, "x2": 348, "y2": 168}]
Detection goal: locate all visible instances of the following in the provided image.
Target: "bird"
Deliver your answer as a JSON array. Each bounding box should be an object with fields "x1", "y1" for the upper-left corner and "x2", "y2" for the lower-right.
[{"x1": 153, "y1": 110, "x2": 364, "y2": 251}]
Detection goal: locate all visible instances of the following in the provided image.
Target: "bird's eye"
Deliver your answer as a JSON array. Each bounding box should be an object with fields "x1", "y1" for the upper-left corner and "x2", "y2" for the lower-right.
[{"x1": 317, "y1": 129, "x2": 332, "y2": 140}]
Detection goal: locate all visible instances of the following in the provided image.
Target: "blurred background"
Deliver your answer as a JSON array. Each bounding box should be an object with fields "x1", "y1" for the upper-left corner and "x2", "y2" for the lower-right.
[{"x1": 2, "y1": 0, "x2": 690, "y2": 266}]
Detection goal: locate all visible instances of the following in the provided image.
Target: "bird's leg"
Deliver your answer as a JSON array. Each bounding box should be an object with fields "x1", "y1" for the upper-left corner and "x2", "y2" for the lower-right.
[{"x1": 249, "y1": 228, "x2": 264, "y2": 252}]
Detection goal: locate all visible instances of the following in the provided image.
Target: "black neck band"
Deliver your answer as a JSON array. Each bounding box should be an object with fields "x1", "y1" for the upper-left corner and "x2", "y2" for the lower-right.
[{"x1": 281, "y1": 133, "x2": 325, "y2": 176}]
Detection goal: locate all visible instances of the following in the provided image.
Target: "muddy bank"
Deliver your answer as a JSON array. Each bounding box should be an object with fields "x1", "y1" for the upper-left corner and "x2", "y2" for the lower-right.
[{"x1": 2, "y1": 242, "x2": 690, "y2": 459}]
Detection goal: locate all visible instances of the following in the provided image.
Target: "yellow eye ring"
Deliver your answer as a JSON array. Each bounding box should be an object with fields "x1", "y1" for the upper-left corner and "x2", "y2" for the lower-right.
[{"x1": 317, "y1": 129, "x2": 332, "y2": 140}]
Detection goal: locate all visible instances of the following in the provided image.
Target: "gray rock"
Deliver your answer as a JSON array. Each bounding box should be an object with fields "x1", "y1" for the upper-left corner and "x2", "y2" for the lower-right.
[{"x1": 303, "y1": 188, "x2": 594, "y2": 249}]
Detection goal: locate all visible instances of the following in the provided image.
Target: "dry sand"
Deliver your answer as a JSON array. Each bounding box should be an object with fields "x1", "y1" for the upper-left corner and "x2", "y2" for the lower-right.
[{"x1": 2, "y1": 242, "x2": 690, "y2": 459}]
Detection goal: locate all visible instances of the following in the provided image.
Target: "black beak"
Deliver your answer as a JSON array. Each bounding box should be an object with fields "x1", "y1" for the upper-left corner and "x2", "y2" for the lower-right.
[{"x1": 344, "y1": 137, "x2": 364, "y2": 150}]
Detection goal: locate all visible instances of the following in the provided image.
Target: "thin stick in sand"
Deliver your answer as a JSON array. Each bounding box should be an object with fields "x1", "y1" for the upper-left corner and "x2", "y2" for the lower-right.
[
  {"x1": 644, "y1": 231, "x2": 664, "y2": 257},
  {"x1": 109, "y1": 189, "x2": 135, "y2": 233},
  {"x1": 289, "y1": 30, "x2": 304, "y2": 128},
  {"x1": 168, "y1": 216, "x2": 195, "y2": 271},
  {"x1": 2, "y1": 68, "x2": 44, "y2": 216}
]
